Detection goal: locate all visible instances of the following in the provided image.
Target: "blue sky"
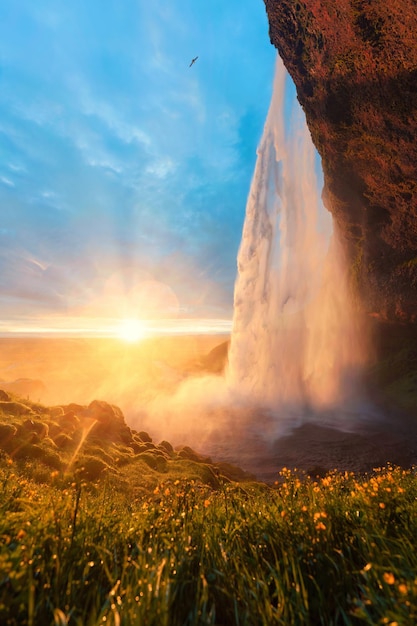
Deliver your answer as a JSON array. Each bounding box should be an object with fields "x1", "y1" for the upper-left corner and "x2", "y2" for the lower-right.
[{"x1": 0, "y1": 0, "x2": 277, "y2": 332}]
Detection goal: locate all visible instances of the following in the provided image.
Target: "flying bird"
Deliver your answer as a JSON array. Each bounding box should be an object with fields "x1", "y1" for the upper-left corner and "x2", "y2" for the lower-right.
[{"x1": 189, "y1": 56, "x2": 198, "y2": 67}]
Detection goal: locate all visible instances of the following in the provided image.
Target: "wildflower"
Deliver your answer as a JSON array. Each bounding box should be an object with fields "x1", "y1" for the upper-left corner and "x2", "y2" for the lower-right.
[
  {"x1": 280, "y1": 510, "x2": 287, "y2": 518},
  {"x1": 313, "y1": 511, "x2": 327, "y2": 521},
  {"x1": 379, "y1": 502, "x2": 386, "y2": 509},
  {"x1": 301, "y1": 505, "x2": 308, "y2": 512},
  {"x1": 383, "y1": 572, "x2": 395, "y2": 585},
  {"x1": 315, "y1": 522, "x2": 326, "y2": 531},
  {"x1": 53, "y1": 608, "x2": 68, "y2": 626},
  {"x1": 363, "y1": 563, "x2": 372, "y2": 572},
  {"x1": 164, "y1": 488, "x2": 170, "y2": 496},
  {"x1": 398, "y1": 583, "x2": 408, "y2": 595},
  {"x1": 16, "y1": 529, "x2": 26, "y2": 540},
  {"x1": 203, "y1": 499, "x2": 210, "y2": 508}
]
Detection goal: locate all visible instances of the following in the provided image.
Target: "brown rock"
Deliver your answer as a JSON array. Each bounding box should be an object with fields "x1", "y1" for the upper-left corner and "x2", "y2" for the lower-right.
[
  {"x1": 264, "y1": 0, "x2": 417, "y2": 321},
  {"x1": 86, "y1": 400, "x2": 133, "y2": 444}
]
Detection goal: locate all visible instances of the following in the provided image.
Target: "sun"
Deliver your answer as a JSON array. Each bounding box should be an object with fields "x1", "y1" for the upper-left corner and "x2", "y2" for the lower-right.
[{"x1": 115, "y1": 318, "x2": 147, "y2": 343}]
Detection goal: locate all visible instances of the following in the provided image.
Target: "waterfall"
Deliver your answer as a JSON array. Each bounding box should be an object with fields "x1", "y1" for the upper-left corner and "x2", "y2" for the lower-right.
[{"x1": 226, "y1": 56, "x2": 366, "y2": 416}]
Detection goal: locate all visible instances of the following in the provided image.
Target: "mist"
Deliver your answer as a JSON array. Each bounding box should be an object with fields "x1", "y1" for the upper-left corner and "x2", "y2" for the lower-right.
[{"x1": 0, "y1": 59, "x2": 405, "y2": 478}]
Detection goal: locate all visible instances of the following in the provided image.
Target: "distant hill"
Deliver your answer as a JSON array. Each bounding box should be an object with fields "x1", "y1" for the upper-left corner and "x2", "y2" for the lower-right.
[
  {"x1": 198, "y1": 340, "x2": 229, "y2": 374},
  {"x1": 0, "y1": 377, "x2": 46, "y2": 401}
]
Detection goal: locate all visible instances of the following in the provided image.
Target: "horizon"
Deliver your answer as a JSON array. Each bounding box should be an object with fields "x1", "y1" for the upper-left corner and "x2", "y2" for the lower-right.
[{"x1": 0, "y1": 316, "x2": 232, "y2": 339}]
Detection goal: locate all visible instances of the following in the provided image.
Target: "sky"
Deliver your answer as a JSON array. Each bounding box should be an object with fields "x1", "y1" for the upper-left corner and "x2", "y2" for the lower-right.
[{"x1": 0, "y1": 0, "x2": 277, "y2": 335}]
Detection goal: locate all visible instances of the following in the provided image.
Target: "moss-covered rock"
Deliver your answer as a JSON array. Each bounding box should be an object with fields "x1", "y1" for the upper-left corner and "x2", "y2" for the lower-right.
[
  {"x1": 0, "y1": 401, "x2": 34, "y2": 416},
  {"x1": 136, "y1": 452, "x2": 168, "y2": 473},
  {"x1": 53, "y1": 433, "x2": 74, "y2": 449},
  {"x1": 0, "y1": 423, "x2": 17, "y2": 445},
  {"x1": 158, "y1": 440, "x2": 174, "y2": 456},
  {"x1": 137, "y1": 431, "x2": 152, "y2": 443},
  {"x1": 75, "y1": 455, "x2": 113, "y2": 481}
]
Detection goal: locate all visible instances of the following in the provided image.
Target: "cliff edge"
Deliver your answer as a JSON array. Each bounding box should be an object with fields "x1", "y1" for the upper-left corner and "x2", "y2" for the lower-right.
[{"x1": 264, "y1": 0, "x2": 417, "y2": 322}]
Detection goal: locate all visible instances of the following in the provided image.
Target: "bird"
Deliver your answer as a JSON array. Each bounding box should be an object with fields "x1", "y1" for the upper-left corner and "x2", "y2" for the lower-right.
[{"x1": 189, "y1": 56, "x2": 198, "y2": 67}]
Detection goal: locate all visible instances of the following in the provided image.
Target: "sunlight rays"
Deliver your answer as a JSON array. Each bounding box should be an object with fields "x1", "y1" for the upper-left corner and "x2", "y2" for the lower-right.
[{"x1": 115, "y1": 318, "x2": 148, "y2": 343}]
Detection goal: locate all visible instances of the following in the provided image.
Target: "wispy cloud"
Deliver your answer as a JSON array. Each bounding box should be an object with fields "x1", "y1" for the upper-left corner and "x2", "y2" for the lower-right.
[
  {"x1": 0, "y1": 0, "x2": 275, "y2": 327},
  {"x1": 0, "y1": 176, "x2": 15, "y2": 187}
]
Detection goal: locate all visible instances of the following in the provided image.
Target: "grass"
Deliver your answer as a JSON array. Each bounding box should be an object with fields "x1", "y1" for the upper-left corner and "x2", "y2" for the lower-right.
[
  {"x1": 1, "y1": 391, "x2": 417, "y2": 624},
  {"x1": 1, "y1": 459, "x2": 417, "y2": 625}
]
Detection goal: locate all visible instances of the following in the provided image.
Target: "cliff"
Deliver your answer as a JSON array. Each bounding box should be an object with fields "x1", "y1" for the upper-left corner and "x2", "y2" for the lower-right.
[{"x1": 264, "y1": 0, "x2": 417, "y2": 322}]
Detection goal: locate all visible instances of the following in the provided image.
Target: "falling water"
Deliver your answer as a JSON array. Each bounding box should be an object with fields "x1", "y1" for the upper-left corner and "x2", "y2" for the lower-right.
[
  {"x1": 226, "y1": 57, "x2": 367, "y2": 418},
  {"x1": 138, "y1": 56, "x2": 374, "y2": 476}
]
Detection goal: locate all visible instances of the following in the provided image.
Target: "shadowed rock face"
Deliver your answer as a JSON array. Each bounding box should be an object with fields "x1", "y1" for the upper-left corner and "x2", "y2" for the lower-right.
[{"x1": 264, "y1": 0, "x2": 417, "y2": 322}]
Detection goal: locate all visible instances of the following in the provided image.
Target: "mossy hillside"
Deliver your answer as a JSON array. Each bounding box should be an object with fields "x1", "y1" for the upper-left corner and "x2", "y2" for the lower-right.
[{"x1": 0, "y1": 391, "x2": 255, "y2": 490}]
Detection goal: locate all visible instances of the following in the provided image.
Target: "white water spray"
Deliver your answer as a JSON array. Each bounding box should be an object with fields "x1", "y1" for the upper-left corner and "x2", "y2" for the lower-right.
[
  {"x1": 227, "y1": 57, "x2": 366, "y2": 414},
  {"x1": 137, "y1": 57, "x2": 370, "y2": 466}
]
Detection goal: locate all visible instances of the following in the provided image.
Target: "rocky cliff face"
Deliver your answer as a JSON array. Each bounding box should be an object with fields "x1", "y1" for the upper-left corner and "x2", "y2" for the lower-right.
[{"x1": 264, "y1": 0, "x2": 417, "y2": 322}]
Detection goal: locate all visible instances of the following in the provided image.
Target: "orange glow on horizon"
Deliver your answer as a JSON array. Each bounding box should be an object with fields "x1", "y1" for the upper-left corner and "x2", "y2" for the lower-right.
[{"x1": 0, "y1": 316, "x2": 232, "y2": 338}]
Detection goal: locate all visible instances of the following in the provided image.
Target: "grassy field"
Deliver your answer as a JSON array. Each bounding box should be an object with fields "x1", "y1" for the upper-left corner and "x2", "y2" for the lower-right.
[{"x1": 1, "y1": 455, "x2": 417, "y2": 625}]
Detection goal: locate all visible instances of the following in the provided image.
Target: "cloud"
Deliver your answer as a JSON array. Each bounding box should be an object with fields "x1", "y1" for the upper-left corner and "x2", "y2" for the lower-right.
[
  {"x1": 0, "y1": 175, "x2": 15, "y2": 187},
  {"x1": 0, "y1": 0, "x2": 276, "y2": 324}
]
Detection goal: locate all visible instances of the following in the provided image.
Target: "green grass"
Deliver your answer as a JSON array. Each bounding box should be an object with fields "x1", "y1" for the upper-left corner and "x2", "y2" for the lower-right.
[{"x1": 1, "y1": 461, "x2": 417, "y2": 625}]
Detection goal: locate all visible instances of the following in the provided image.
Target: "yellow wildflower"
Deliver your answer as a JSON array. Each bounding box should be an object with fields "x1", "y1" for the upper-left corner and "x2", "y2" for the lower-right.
[{"x1": 383, "y1": 572, "x2": 395, "y2": 585}]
